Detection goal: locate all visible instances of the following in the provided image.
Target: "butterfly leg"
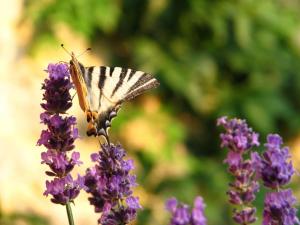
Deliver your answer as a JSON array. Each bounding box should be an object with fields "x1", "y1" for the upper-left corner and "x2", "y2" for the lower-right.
[{"x1": 71, "y1": 92, "x2": 77, "y2": 101}]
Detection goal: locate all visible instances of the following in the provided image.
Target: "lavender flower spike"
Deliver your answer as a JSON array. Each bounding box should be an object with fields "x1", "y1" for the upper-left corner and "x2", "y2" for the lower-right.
[
  {"x1": 218, "y1": 117, "x2": 259, "y2": 224},
  {"x1": 37, "y1": 63, "x2": 83, "y2": 205},
  {"x1": 253, "y1": 134, "x2": 295, "y2": 189},
  {"x1": 253, "y1": 134, "x2": 300, "y2": 224},
  {"x1": 84, "y1": 144, "x2": 141, "y2": 225}
]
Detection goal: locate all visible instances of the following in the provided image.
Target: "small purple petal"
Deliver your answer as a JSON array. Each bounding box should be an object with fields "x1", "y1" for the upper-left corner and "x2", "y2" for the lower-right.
[
  {"x1": 191, "y1": 196, "x2": 206, "y2": 225},
  {"x1": 126, "y1": 196, "x2": 142, "y2": 210},
  {"x1": 91, "y1": 153, "x2": 100, "y2": 162},
  {"x1": 216, "y1": 116, "x2": 227, "y2": 126},
  {"x1": 166, "y1": 197, "x2": 178, "y2": 213}
]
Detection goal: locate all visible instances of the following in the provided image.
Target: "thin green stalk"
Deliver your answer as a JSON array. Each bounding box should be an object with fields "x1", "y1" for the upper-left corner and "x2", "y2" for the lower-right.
[{"x1": 66, "y1": 202, "x2": 75, "y2": 225}]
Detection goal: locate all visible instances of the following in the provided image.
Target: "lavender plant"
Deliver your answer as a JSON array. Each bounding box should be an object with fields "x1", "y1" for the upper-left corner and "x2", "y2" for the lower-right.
[
  {"x1": 37, "y1": 63, "x2": 83, "y2": 224},
  {"x1": 217, "y1": 116, "x2": 260, "y2": 224},
  {"x1": 218, "y1": 117, "x2": 300, "y2": 225}
]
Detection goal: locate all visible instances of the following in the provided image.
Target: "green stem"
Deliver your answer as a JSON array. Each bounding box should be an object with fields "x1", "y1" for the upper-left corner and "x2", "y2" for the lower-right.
[{"x1": 66, "y1": 202, "x2": 75, "y2": 225}]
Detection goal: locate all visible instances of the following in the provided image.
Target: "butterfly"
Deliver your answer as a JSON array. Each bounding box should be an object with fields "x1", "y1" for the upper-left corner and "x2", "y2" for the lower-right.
[{"x1": 68, "y1": 50, "x2": 159, "y2": 140}]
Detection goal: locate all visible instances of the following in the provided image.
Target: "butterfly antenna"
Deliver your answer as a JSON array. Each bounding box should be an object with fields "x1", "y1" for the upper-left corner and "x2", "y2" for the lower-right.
[
  {"x1": 60, "y1": 44, "x2": 72, "y2": 56},
  {"x1": 77, "y1": 47, "x2": 92, "y2": 58}
]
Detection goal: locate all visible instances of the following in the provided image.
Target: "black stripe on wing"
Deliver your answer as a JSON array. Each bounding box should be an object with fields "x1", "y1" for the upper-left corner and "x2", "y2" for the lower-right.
[
  {"x1": 85, "y1": 67, "x2": 94, "y2": 88},
  {"x1": 99, "y1": 66, "x2": 107, "y2": 89},
  {"x1": 111, "y1": 68, "x2": 127, "y2": 98},
  {"x1": 127, "y1": 69, "x2": 136, "y2": 81},
  {"x1": 79, "y1": 62, "x2": 85, "y2": 75},
  {"x1": 109, "y1": 67, "x2": 114, "y2": 77}
]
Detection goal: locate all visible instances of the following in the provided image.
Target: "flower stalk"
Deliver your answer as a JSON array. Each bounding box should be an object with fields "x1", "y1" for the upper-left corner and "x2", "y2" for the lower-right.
[{"x1": 66, "y1": 202, "x2": 75, "y2": 225}]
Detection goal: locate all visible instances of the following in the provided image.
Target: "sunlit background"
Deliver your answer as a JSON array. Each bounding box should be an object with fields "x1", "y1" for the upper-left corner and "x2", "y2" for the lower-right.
[{"x1": 2, "y1": 0, "x2": 300, "y2": 224}]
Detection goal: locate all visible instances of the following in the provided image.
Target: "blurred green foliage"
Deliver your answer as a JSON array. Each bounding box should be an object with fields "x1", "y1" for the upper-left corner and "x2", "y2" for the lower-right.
[{"x1": 25, "y1": 0, "x2": 300, "y2": 224}]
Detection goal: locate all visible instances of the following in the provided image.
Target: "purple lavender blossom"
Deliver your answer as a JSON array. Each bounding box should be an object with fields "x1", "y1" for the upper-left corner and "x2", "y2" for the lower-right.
[
  {"x1": 217, "y1": 116, "x2": 259, "y2": 154},
  {"x1": 253, "y1": 134, "x2": 295, "y2": 189},
  {"x1": 252, "y1": 134, "x2": 300, "y2": 224},
  {"x1": 41, "y1": 63, "x2": 73, "y2": 113},
  {"x1": 38, "y1": 113, "x2": 78, "y2": 152},
  {"x1": 165, "y1": 197, "x2": 206, "y2": 225},
  {"x1": 38, "y1": 63, "x2": 82, "y2": 205},
  {"x1": 44, "y1": 174, "x2": 83, "y2": 205},
  {"x1": 191, "y1": 197, "x2": 207, "y2": 225},
  {"x1": 218, "y1": 117, "x2": 259, "y2": 224},
  {"x1": 84, "y1": 144, "x2": 141, "y2": 224},
  {"x1": 263, "y1": 189, "x2": 299, "y2": 225}
]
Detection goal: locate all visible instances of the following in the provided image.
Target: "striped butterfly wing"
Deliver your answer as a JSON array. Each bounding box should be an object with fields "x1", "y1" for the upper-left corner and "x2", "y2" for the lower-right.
[{"x1": 81, "y1": 65, "x2": 159, "y2": 136}]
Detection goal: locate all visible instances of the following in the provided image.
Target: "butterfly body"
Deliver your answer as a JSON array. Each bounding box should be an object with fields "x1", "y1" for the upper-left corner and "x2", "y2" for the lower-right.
[{"x1": 69, "y1": 52, "x2": 159, "y2": 139}]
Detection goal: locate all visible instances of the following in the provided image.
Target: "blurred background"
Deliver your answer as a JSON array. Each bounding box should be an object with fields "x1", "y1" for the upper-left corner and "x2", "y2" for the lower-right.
[{"x1": 2, "y1": 0, "x2": 300, "y2": 224}]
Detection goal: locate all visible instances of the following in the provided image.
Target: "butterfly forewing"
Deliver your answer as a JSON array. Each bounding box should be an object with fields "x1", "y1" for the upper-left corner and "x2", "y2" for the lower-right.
[
  {"x1": 70, "y1": 54, "x2": 159, "y2": 137},
  {"x1": 69, "y1": 56, "x2": 90, "y2": 112}
]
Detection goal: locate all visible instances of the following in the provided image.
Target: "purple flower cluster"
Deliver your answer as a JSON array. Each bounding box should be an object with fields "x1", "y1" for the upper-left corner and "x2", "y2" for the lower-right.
[
  {"x1": 217, "y1": 116, "x2": 259, "y2": 154},
  {"x1": 263, "y1": 189, "x2": 299, "y2": 225},
  {"x1": 217, "y1": 116, "x2": 259, "y2": 224},
  {"x1": 252, "y1": 134, "x2": 299, "y2": 224},
  {"x1": 84, "y1": 144, "x2": 141, "y2": 225},
  {"x1": 252, "y1": 134, "x2": 294, "y2": 189},
  {"x1": 44, "y1": 174, "x2": 84, "y2": 205},
  {"x1": 165, "y1": 196, "x2": 206, "y2": 225},
  {"x1": 37, "y1": 63, "x2": 83, "y2": 205}
]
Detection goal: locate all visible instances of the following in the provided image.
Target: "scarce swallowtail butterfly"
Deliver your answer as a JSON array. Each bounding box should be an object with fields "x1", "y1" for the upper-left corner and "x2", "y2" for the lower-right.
[{"x1": 67, "y1": 47, "x2": 159, "y2": 140}]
